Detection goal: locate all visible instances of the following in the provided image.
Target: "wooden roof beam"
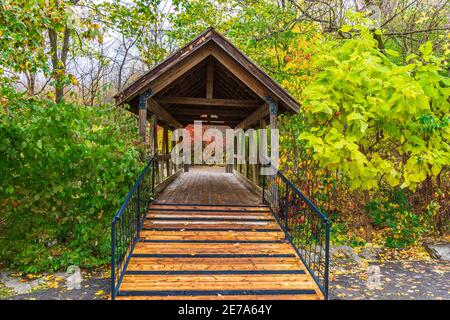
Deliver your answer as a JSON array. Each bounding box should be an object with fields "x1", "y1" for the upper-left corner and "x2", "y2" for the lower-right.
[
  {"x1": 175, "y1": 116, "x2": 244, "y2": 122},
  {"x1": 155, "y1": 96, "x2": 260, "y2": 108},
  {"x1": 209, "y1": 46, "x2": 270, "y2": 100},
  {"x1": 235, "y1": 103, "x2": 269, "y2": 129},
  {"x1": 169, "y1": 108, "x2": 251, "y2": 117},
  {"x1": 182, "y1": 121, "x2": 239, "y2": 126},
  {"x1": 147, "y1": 98, "x2": 183, "y2": 129}
]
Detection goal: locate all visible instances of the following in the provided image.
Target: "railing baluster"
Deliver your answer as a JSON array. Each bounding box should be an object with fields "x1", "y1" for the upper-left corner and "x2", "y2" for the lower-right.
[
  {"x1": 111, "y1": 156, "x2": 157, "y2": 300},
  {"x1": 284, "y1": 181, "x2": 289, "y2": 232},
  {"x1": 262, "y1": 174, "x2": 266, "y2": 204},
  {"x1": 259, "y1": 166, "x2": 330, "y2": 299},
  {"x1": 137, "y1": 184, "x2": 141, "y2": 240},
  {"x1": 324, "y1": 220, "x2": 330, "y2": 300},
  {"x1": 111, "y1": 222, "x2": 116, "y2": 300}
]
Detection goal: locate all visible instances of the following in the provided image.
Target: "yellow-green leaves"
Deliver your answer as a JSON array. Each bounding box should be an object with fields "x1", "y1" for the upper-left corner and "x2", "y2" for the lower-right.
[
  {"x1": 299, "y1": 22, "x2": 450, "y2": 192},
  {"x1": 340, "y1": 25, "x2": 352, "y2": 33},
  {"x1": 419, "y1": 42, "x2": 433, "y2": 61},
  {"x1": 347, "y1": 112, "x2": 369, "y2": 133}
]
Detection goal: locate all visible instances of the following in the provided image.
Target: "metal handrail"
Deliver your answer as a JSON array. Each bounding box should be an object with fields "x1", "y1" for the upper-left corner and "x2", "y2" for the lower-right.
[
  {"x1": 111, "y1": 156, "x2": 156, "y2": 300},
  {"x1": 262, "y1": 170, "x2": 330, "y2": 299}
]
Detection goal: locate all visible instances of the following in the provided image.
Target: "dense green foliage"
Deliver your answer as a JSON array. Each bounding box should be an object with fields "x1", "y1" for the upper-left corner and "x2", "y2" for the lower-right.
[
  {"x1": 281, "y1": 24, "x2": 449, "y2": 246},
  {"x1": 366, "y1": 190, "x2": 426, "y2": 247},
  {"x1": 300, "y1": 20, "x2": 449, "y2": 192},
  {"x1": 0, "y1": 1, "x2": 449, "y2": 273},
  {"x1": 0, "y1": 88, "x2": 144, "y2": 272}
]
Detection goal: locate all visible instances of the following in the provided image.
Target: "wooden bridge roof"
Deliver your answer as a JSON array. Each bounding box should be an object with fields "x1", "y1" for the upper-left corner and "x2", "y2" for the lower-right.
[{"x1": 115, "y1": 27, "x2": 300, "y2": 128}]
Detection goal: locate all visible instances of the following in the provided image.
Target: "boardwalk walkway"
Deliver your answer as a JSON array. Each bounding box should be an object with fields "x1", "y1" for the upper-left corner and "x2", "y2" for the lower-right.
[{"x1": 116, "y1": 167, "x2": 324, "y2": 300}]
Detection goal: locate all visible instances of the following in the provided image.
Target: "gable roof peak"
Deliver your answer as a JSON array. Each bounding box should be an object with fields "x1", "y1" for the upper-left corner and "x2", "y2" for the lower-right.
[{"x1": 115, "y1": 27, "x2": 300, "y2": 114}]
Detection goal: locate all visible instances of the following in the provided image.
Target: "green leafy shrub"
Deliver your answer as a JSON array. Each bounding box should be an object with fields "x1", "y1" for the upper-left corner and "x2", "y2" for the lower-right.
[
  {"x1": 422, "y1": 198, "x2": 449, "y2": 237},
  {"x1": 365, "y1": 191, "x2": 426, "y2": 248},
  {"x1": 329, "y1": 221, "x2": 366, "y2": 247},
  {"x1": 299, "y1": 18, "x2": 450, "y2": 192},
  {"x1": 0, "y1": 89, "x2": 144, "y2": 272}
]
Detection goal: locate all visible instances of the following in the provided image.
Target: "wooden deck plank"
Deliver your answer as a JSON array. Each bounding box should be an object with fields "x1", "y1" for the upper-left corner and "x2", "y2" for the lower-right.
[
  {"x1": 149, "y1": 205, "x2": 270, "y2": 212},
  {"x1": 117, "y1": 167, "x2": 323, "y2": 300},
  {"x1": 140, "y1": 230, "x2": 286, "y2": 241},
  {"x1": 147, "y1": 210, "x2": 272, "y2": 216},
  {"x1": 116, "y1": 294, "x2": 322, "y2": 300},
  {"x1": 127, "y1": 260, "x2": 305, "y2": 271},
  {"x1": 154, "y1": 167, "x2": 261, "y2": 205},
  {"x1": 143, "y1": 222, "x2": 280, "y2": 229},
  {"x1": 133, "y1": 242, "x2": 296, "y2": 255},
  {"x1": 120, "y1": 282, "x2": 318, "y2": 291},
  {"x1": 122, "y1": 274, "x2": 314, "y2": 283},
  {"x1": 147, "y1": 214, "x2": 273, "y2": 220}
]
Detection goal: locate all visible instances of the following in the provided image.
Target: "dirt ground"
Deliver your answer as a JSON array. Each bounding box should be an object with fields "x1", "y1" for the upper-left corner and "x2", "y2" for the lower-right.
[{"x1": 1, "y1": 249, "x2": 449, "y2": 300}]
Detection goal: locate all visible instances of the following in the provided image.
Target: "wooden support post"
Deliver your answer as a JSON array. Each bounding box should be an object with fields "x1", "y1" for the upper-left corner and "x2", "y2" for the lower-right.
[
  {"x1": 265, "y1": 96, "x2": 278, "y2": 130},
  {"x1": 138, "y1": 108, "x2": 147, "y2": 141},
  {"x1": 244, "y1": 136, "x2": 248, "y2": 178},
  {"x1": 251, "y1": 126, "x2": 258, "y2": 185},
  {"x1": 148, "y1": 114, "x2": 157, "y2": 156},
  {"x1": 263, "y1": 96, "x2": 278, "y2": 168},
  {"x1": 171, "y1": 130, "x2": 177, "y2": 172},
  {"x1": 138, "y1": 89, "x2": 153, "y2": 160},
  {"x1": 163, "y1": 125, "x2": 170, "y2": 177},
  {"x1": 149, "y1": 114, "x2": 159, "y2": 183},
  {"x1": 252, "y1": 160, "x2": 258, "y2": 184},
  {"x1": 138, "y1": 89, "x2": 152, "y2": 142},
  {"x1": 153, "y1": 118, "x2": 158, "y2": 154},
  {"x1": 238, "y1": 133, "x2": 243, "y2": 174},
  {"x1": 258, "y1": 119, "x2": 267, "y2": 182},
  {"x1": 155, "y1": 122, "x2": 162, "y2": 184},
  {"x1": 264, "y1": 97, "x2": 277, "y2": 198}
]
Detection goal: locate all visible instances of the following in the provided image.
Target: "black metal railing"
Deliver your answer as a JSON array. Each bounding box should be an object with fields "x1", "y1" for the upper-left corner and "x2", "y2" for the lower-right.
[
  {"x1": 111, "y1": 156, "x2": 156, "y2": 300},
  {"x1": 262, "y1": 169, "x2": 330, "y2": 299}
]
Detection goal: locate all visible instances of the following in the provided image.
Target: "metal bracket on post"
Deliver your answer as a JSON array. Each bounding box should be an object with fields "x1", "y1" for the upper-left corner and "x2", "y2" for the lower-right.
[
  {"x1": 139, "y1": 89, "x2": 152, "y2": 110},
  {"x1": 263, "y1": 96, "x2": 278, "y2": 117}
]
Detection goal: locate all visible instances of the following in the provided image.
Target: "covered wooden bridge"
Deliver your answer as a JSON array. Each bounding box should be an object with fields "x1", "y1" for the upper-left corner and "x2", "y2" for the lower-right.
[{"x1": 111, "y1": 28, "x2": 330, "y2": 300}]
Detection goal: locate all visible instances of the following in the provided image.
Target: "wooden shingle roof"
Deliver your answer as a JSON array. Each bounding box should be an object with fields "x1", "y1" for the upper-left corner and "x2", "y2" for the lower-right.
[{"x1": 115, "y1": 27, "x2": 300, "y2": 116}]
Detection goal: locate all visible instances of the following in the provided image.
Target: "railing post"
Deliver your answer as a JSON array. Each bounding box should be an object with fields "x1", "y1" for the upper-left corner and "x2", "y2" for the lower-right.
[
  {"x1": 152, "y1": 159, "x2": 156, "y2": 195},
  {"x1": 262, "y1": 173, "x2": 266, "y2": 204},
  {"x1": 284, "y1": 181, "x2": 289, "y2": 233},
  {"x1": 110, "y1": 156, "x2": 158, "y2": 301},
  {"x1": 324, "y1": 220, "x2": 330, "y2": 300},
  {"x1": 137, "y1": 184, "x2": 141, "y2": 239},
  {"x1": 111, "y1": 222, "x2": 116, "y2": 300}
]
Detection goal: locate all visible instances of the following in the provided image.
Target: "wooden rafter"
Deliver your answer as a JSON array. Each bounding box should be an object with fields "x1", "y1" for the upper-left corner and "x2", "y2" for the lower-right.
[
  {"x1": 155, "y1": 97, "x2": 260, "y2": 108},
  {"x1": 168, "y1": 107, "x2": 251, "y2": 117},
  {"x1": 147, "y1": 98, "x2": 183, "y2": 129},
  {"x1": 115, "y1": 28, "x2": 300, "y2": 114},
  {"x1": 235, "y1": 103, "x2": 269, "y2": 129}
]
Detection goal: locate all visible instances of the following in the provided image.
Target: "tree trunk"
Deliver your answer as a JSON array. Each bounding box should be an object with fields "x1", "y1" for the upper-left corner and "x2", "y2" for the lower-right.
[
  {"x1": 48, "y1": 26, "x2": 71, "y2": 103},
  {"x1": 25, "y1": 71, "x2": 36, "y2": 96}
]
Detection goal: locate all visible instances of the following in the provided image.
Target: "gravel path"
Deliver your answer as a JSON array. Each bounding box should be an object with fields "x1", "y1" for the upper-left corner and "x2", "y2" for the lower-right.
[
  {"x1": 2, "y1": 259, "x2": 448, "y2": 300},
  {"x1": 2, "y1": 269, "x2": 110, "y2": 300},
  {"x1": 330, "y1": 260, "x2": 450, "y2": 300}
]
